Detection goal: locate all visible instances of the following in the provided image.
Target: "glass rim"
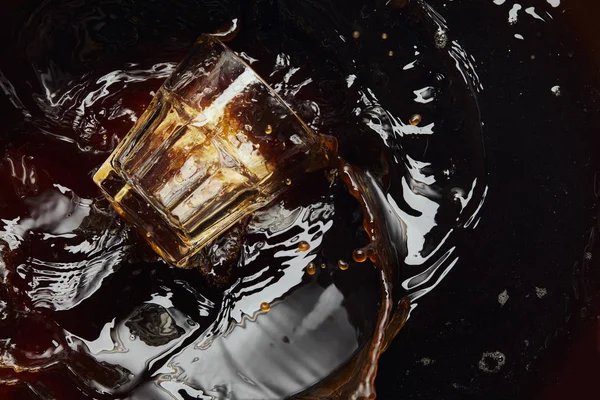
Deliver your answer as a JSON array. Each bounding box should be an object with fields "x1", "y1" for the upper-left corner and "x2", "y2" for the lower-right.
[{"x1": 199, "y1": 33, "x2": 318, "y2": 137}]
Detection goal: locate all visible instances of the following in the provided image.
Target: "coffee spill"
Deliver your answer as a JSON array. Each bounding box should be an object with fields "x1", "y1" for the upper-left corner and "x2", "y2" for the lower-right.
[
  {"x1": 336, "y1": 161, "x2": 400, "y2": 399},
  {"x1": 0, "y1": 0, "x2": 487, "y2": 398}
]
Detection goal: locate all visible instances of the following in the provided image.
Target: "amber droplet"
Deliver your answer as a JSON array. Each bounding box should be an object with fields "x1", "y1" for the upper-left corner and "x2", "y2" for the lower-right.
[
  {"x1": 352, "y1": 30, "x2": 360, "y2": 39},
  {"x1": 409, "y1": 114, "x2": 422, "y2": 126},
  {"x1": 391, "y1": 0, "x2": 409, "y2": 9},
  {"x1": 265, "y1": 124, "x2": 273, "y2": 134},
  {"x1": 353, "y1": 248, "x2": 368, "y2": 263},
  {"x1": 306, "y1": 263, "x2": 317, "y2": 275},
  {"x1": 260, "y1": 302, "x2": 271, "y2": 312},
  {"x1": 388, "y1": 50, "x2": 394, "y2": 57},
  {"x1": 321, "y1": 263, "x2": 327, "y2": 269},
  {"x1": 145, "y1": 232, "x2": 153, "y2": 238},
  {"x1": 338, "y1": 260, "x2": 349, "y2": 271},
  {"x1": 381, "y1": 33, "x2": 388, "y2": 40},
  {"x1": 298, "y1": 241, "x2": 310, "y2": 251},
  {"x1": 284, "y1": 178, "x2": 292, "y2": 186}
]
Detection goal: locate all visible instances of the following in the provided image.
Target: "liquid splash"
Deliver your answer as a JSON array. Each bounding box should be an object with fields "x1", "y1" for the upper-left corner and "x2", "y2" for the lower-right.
[{"x1": 0, "y1": 0, "x2": 486, "y2": 398}]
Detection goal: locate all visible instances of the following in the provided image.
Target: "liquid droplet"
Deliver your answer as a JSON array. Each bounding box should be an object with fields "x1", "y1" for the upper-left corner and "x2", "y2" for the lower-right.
[
  {"x1": 353, "y1": 248, "x2": 368, "y2": 263},
  {"x1": 298, "y1": 241, "x2": 310, "y2": 251},
  {"x1": 260, "y1": 302, "x2": 271, "y2": 312},
  {"x1": 284, "y1": 178, "x2": 292, "y2": 186},
  {"x1": 409, "y1": 114, "x2": 422, "y2": 126},
  {"x1": 306, "y1": 263, "x2": 317, "y2": 275},
  {"x1": 391, "y1": 0, "x2": 409, "y2": 8},
  {"x1": 551, "y1": 85, "x2": 561, "y2": 97},
  {"x1": 352, "y1": 30, "x2": 360, "y2": 39},
  {"x1": 338, "y1": 260, "x2": 349, "y2": 271},
  {"x1": 321, "y1": 263, "x2": 327, "y2": 269},
  {"x1": 381, "y1": 33, "x2": 388, "y2": 40},
  {"x1": 388, "y1": 50, "x2": 394, "y2": 57},
  {"x1": 265, "y1": 124, "x2": 273, "y2": 134}
]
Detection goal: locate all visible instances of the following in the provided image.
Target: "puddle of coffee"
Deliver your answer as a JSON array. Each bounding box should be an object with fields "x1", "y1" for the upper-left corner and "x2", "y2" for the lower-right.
[{"x1": 0, "y1": 0, "x2": 485, "y2": 398}]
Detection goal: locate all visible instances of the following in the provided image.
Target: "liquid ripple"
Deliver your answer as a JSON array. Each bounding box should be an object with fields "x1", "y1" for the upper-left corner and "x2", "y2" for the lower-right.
[{"x1": 0, "y1": 0, "x2": 487, "y2": 398}]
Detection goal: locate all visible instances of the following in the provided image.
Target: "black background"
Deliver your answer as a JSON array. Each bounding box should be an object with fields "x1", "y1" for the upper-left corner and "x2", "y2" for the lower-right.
[{"x1": 376, "y1": 1, "x2": 600, "y2": 399}]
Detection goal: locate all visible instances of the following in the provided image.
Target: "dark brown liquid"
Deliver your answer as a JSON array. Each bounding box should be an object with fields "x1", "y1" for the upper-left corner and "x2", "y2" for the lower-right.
[{"x1": 0, "y1": 0, "x2": 486, "y2": 398}]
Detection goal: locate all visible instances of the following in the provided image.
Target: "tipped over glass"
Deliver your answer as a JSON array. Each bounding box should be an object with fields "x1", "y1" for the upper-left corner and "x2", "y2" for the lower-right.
[{"x1": 94, "y1": 34, "x2": 330, "y2": 266}]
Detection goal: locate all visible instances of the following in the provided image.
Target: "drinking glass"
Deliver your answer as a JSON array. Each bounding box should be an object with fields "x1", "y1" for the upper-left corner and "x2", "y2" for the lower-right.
[{"x1": 94, "y1": 34, "x2": 330, "y2": 266}]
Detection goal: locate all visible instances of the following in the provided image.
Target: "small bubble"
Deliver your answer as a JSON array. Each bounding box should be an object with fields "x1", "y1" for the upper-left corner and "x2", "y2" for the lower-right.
[
  {"x1": 353, "y1": 248, "x2": 368, "y2": 263},
  {"x1": 265, "y1": 124, "x2": 273, "y2": 134},
  {"x1": 478, "y1": 351, "x2": 506, "y2": 373},
  {"x1": 130, "y1": 335, "x2": 136, "y2": 341},
  {"x1": 435, "y1": 29, "x2": 448, "y2": 49},
  {"x1": 352, "y1": 30, "x2": 361, "y2": 39},
  {"x1": 306, "y1": 263, "x2": 317, "y2": 275},
  {"x1": 298, "y1": 241, "x2": 311, "y2": 251},
  {"x1": 535, "y1": 287, "x2": 547, "y2": 298},
  {"x1": 260, "y1": 302, "x2": 271, "y2": 312},
  {"x1": 284, "y1": 178, "x2": 292, "y2": 186},
  {"x1": 498, "y1": 290, "x2": 509, "y2": 306},
  {"x1": 409, "y1": 114, "x2": 422, "y2": 126},
  {"x1": 388, "y1": 50, "x2": 394, "y2": 57},
  {"x1": 381, "y1": 33, "x2": 388, "y2": 40},
  {"x1": 338, "y1": 260, "x2": 349, "y2": 271},
  {"x1": 282, "y1": 336, "x2": 290, "y2": 343},
  {"x1": 321, "y1": 263, "x2": 327, "y2": 269},
  {"x1": 419, "y1": 357, "x2": 434, "y2": 366}
]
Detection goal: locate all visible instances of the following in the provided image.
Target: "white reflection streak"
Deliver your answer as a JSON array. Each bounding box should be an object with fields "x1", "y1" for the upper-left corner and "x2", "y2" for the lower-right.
[
  {"x1": 408, "y1": 258, "x2": 459, "y2": 302},
  {"x1": 402, "y1": 247, "x2": 455, "y2": 290}
]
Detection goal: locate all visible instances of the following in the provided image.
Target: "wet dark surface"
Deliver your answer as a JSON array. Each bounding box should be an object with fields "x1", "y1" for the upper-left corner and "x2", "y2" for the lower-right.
[
  {"x1": 375, "y1": 1, "x2": 600, "y2": 399},
  {"x1": 0, "y1": 0, "x2": 599, "y2": 399}
]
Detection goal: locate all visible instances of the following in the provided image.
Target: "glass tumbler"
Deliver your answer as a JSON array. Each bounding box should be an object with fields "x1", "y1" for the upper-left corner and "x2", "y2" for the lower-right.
[{"x1": 93, "y1": 34, "x2": 330, "y2": 266}]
